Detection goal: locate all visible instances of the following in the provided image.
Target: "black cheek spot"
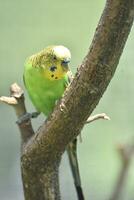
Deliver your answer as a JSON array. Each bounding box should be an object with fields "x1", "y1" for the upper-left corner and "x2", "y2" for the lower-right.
[
  {"x1": 51, "y1": 74, "x2": 54, "y2": 78},
  {"x1": 55, "y1": 77, "x2": 58, "y2": 79}
]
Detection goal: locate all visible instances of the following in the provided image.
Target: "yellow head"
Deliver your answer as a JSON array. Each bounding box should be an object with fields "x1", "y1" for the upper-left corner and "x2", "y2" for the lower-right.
[{"x1": 30, "y1": 45, "x2": 71, "y2": 80}]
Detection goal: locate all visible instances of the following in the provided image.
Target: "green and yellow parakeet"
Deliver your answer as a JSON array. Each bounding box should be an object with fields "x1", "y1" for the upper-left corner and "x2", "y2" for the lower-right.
[{"x1": 23, "y1": 45, "x2": 84, "y2": 199}]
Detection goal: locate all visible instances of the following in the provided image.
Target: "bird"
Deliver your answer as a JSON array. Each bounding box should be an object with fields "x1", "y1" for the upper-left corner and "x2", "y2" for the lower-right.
[{"x1": 23, "y1": 45, "x2": 84, "y2": 200}]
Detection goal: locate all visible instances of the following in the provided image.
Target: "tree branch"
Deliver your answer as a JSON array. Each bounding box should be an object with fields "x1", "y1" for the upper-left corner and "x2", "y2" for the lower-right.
[
  {"x1": 22, "y1": 0, "x2": 134, "y2": 163},
  {"x1": 109, "y1": 143, "x2": 134, "y2": 200},
  {"x1": 1, "y1": 0, "x2": 134, "y2": 199},
  {"x1": 20, "y1": 0, "x2": 134, "y2": 198},
  {"x1": 86, "y1": 113, "x2": 110, "y2": 124},
  {"x1": 0, "y1": 83, "x2": 34, "y2": 144}
]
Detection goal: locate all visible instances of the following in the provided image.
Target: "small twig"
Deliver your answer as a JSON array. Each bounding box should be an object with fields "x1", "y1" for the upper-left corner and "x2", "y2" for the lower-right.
[
  {"x1": 86, "y1": 113, "x2": 110, "y2": 124},
  {"x1": 109, "y1": 143, "x2": 134, "y2": 200},
  {"x1": 77, "y1": 113, "x2": 110, "y2": 143},
  {"x1": 0, "y1": 96, "x2": 18, "y2": 105},
  {"x1": 0, "y1": 83, "x2": 34, "y2": 144}
]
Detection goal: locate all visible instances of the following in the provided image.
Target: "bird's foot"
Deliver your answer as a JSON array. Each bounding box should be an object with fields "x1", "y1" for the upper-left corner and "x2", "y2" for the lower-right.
[{"x1": 16, "y1": 112, "x2": 40, "y2": 125}]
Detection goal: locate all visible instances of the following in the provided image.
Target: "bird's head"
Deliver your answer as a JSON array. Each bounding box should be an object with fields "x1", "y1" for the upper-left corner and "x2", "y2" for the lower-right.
[
  {"x1": 51, "y1": 45, "x2": 71, "y2": 71},
  {"x1": 31, "y1": 45, "x2": 71, "y2": 80}
]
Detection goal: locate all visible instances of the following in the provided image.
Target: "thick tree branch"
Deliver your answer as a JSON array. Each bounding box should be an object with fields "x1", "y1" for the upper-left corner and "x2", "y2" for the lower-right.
[
  {"x1": 1, "y1": 0, "x2": 134, "y2": 199},
  {"x1": 22, "y1": 0, "x2": 134, "y2": 163},
  {"x1": 21, "y1": 0, "x2": 134, "y2": 199},
  {"x1": 1, "y1": 84, "x2": 108, "y2": 200}
]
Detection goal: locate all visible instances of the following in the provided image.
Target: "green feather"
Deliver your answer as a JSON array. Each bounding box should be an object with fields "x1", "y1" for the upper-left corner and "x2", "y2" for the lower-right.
[{"x1": 24, "y1": 45, "x2": 70, "y2": 116}]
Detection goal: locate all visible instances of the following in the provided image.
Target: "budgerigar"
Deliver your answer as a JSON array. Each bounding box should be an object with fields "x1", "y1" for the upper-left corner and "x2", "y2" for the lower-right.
[{"x1": 23, "y1": 45, "x2": 84, "y2": 199}]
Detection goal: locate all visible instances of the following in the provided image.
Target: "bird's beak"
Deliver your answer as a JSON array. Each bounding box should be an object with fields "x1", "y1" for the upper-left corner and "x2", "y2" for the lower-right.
[{"x1": 61, "y1": 59, "x2": 70, "y2": 71}]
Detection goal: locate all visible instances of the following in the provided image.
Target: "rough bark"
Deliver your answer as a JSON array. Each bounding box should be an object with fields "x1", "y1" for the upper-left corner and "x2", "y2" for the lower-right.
[
  {"x1": 0, "y1": 84, "x2": 110, "y2": 200},
  {"x1": 0, "y1": 0, "x2": 134, "y2": 199},
  {"x1": 21, "y1": 0, "x2": 134, "y2": 198}
]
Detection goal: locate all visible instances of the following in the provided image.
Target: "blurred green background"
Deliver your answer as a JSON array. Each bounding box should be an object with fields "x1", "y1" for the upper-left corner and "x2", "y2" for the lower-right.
[{"x1": 0, "y1": 0, "x2": 134, "y2": 199}]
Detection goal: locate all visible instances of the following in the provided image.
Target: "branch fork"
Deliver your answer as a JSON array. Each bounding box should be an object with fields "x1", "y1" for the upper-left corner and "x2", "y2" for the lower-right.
[{"x1": 0, "y1": 0, "x2": 134, "y2": 199}]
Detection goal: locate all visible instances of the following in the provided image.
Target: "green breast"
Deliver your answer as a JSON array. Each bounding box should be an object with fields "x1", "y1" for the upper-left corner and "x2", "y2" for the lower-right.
[{"x1": 24, "y1": 63, "x2": 68, "y2": 116}]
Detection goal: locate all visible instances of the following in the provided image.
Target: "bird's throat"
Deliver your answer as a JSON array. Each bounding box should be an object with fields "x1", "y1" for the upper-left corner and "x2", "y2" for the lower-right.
[{"x1": 44, "y1": 64, "x2": 67, "y2": 81}]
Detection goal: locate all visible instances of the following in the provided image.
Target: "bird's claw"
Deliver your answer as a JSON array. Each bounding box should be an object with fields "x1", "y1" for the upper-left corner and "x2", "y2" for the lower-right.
[
  {"x1": 16, "y1": 112, "x2": 40, "y2": 125},
  {"x1": 30, "y1": 111, "x2": 40, "y2": 118}
]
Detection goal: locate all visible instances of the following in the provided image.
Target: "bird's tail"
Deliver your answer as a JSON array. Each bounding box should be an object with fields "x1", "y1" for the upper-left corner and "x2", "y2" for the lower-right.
[{"x1": 67, "y1": 138, "x2": 85, "y2": 200}]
